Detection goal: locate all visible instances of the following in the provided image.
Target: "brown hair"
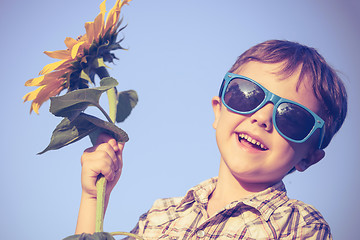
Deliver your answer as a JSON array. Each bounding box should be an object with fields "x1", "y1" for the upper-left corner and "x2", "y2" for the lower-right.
[{"x1": 228, "y1": 40, "x2": 347, "y2": 149}]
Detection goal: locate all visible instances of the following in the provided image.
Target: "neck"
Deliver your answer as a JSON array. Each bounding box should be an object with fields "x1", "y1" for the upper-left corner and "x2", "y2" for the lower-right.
[{"x1": 207, "y1": 159, "x2": 276, "y2": 217}]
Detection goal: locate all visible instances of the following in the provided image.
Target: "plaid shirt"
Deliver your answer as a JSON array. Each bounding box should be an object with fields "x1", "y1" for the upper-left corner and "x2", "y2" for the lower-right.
[{"x1": 126, "y1": 178, "x2": 332, "y2": 239}]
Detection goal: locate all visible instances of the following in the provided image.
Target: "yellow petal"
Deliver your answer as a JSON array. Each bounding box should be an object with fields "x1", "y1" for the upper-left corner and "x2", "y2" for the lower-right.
[
  {"x1": 44, "y1": 50, "x2": 71, "y2": 59},
  {"x1": 94, "y1": 57, "x2": 108, "y2": 68},
  {"x1": 104, "y1": 1, "x2": 119, "y2": 33},
  {"x1": 39, "y1": 59, "x2": 68, "y2": 75},
  {"x1": 85, "y1": 22, "x2": 95, "y2": 44},
  {"x1": 31, "y1": 102, "x2": 41, "y2": 114},
  {"x1": 80, "y1": 69, "x2": 91, "y2": 82},
  {"x1": 64, "y1": 37, "x2": 77, "y2": 49},
  {"x1": 104, "y1": 11, "x2": 115, "y2": 34},
  {"x1": 91, "y1": 0, "x2": 107, "y2": 39},
  {"x1": 32, "y1": 82, "x2": 64, "y2": 113},
  {"x1": 119, "y1": 0, "x2": 132, "y2": 8},
  {"x1": 71, "y1": 41, "x2": 86, "y2": 59},
  {"x1": 93, "y1": 12, "x2": 105, "y2": 39},
  {"x1": 25, "y1": 75, "x2": 44, "y2": 86},
  {"x1": 79, "y1": 35, "x2": 89, "y2": 43},
  {"x1": 23, "y1": 85, "x2": 45, "y2": 102},
  {"x1": 26, "y1": 70, "x2": 67, "y2": 86},
  {"x1": 99, "y1": 0, "x2": 107, "y2": 14},
  {"x1": 105, "y1": 0, "x2": 131, "y2": 34},
  {"x1": 26, "y1": 81, "x2": 65, "y2": 114}
]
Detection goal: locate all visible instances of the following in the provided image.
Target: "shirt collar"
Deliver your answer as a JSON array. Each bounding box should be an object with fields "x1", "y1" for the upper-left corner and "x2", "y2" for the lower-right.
[
  {"x1": 242, "y1": 181, "x2": 288, "y2": 221},
  {"x1": 177, "y1": 177, "x2": 289, "y2": 221},
  {"x1": 177, "y1": 177, "x2": 217, "y2": 209}
]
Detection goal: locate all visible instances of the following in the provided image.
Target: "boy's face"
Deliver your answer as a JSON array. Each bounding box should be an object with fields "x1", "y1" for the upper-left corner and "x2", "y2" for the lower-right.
[{"x1": 212, "y1": 61, "x2": 325, "y2": 186}]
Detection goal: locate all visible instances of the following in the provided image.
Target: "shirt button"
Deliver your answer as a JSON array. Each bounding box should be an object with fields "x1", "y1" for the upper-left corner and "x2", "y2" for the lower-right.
[{"x1": 197, "y1": 230, "x2": 205, "y2": 238}]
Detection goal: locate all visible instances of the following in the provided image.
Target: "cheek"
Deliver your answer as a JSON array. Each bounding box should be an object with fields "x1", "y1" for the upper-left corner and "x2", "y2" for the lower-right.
[
  {"x1": 288, "y1": 138, "x2": 316, "y2": 161},
  {"x1": 270, "y1": 137, "x2": 302, "y2": 168},
  {"x1": 264, "y1": 149, "x2": 299, "y2": 180},
  {"x1": 214, "y1": 112, "x2": 245, "y2": 154},
  {"x1": 215, "y1": 109, "x2": 241, "y2": 132}
]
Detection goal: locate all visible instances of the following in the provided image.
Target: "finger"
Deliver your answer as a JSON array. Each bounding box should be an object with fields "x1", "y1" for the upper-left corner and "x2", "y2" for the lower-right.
[
  {"x1": 96, "y1": 143, "x2": 118, "y2": 171},
  {"x1": 91, "y1": 151, "x2": 116, "y2": 181},
  {"x1": 82, "y1": 149, "x2": 113, "y2": 171},
  {"x1": 97, "y1": 133, "x2": 120, "y2": 152},
  {"x1": 108, "y1": 138, "x2": 119, "y2": 152},
  {"x1": 100, "y1": 161, "x2": 116, "y2": 181},
  {"x1": 114, "y1": 142, "x2": 125, "y2": 170},
  {"x1": 83, "y1": 144, "x2": 116, "y2": 175},
  {"x1": 117, "y1": 142, "x2": 125, "y2": 152}
]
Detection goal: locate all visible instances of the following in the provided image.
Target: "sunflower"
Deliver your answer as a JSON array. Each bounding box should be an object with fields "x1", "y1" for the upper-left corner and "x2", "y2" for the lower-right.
[{"x1": 23, "y1": 0, "x2": 132, "y2": 114}]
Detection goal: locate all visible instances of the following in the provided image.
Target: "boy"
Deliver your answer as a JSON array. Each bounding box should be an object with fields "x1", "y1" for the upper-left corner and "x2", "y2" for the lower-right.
[{"x1": 75, "y1": 40, "x2": 347, "y2": 239}]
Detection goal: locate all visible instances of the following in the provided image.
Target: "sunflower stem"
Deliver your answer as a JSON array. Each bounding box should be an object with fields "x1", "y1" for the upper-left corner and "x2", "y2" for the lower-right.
[
  {"x1": 95, "y1": 175, "x2": 107, "y2": 233},
  {"x1": 94, "y1": 66, "x2": 118, "y2": 232},
  {"x1": 106, "y1": 88, "x2": 117, "y2": 123}
]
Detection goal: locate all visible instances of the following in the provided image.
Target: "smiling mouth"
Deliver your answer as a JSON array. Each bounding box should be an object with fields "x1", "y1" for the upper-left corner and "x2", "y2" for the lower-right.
[{"x1": 238, "y1": 133, "x2": 268, "y2": 151}]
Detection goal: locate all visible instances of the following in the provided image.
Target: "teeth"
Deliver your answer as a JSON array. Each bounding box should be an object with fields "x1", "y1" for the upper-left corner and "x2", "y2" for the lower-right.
[{"x1": 238, "y1": 133, "x2": 268, "y2": 150}]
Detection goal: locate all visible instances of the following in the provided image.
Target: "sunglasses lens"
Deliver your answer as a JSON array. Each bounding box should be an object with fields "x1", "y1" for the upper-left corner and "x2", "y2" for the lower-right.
[
  {"x1": 224, "y1": 78, "x2": 265, "y2": 112},
  {"x1": 275, "y1": 102, "x2": 315, "y2": 141}
]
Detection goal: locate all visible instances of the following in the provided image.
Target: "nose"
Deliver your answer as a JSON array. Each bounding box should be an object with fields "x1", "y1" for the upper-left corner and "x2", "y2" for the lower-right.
[{"x1": 250, "y1": 103, "x2": 274, "y2": 131}]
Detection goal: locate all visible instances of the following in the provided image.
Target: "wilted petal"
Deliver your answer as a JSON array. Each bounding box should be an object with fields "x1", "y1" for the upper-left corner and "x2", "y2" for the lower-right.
[
  {"x1": 39, "y1": 59, "x2": 68, "y2": 75},
  {"x1": 44, "y1": 50, "x2": 70, "y2": 59}
]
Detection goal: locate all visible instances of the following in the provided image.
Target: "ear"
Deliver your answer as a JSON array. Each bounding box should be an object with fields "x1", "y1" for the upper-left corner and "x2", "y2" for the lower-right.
[
  {"x1": 212, "y1": 96, "x2": 222, "y2": 129},
  {"x1": 295, "y1": 149, "x2": 325, "y2": 172}
]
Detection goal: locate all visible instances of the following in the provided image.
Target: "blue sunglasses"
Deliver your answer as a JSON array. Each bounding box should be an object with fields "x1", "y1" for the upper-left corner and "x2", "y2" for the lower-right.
[{"x1": 219, "y1": 72, "x2": 325, "y2": 148}]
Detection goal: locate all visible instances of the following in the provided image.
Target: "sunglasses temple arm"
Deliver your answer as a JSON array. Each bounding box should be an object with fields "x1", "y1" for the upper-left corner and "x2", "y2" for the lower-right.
[
  {"x1": 218, "y1": 80, "x2": 225, "y2": 97},
  {"x1": 318, "y1": 127, "x2": 326, "y2": 149}
]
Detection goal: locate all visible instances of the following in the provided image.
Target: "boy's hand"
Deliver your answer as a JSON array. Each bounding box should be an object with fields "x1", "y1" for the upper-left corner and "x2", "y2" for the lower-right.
[
  {"x1": 76, "y1": 133, "x2": 125, "y2": 234},
  {"x1": 80, "y1": 133, "x2": 125, "y2": 199}
]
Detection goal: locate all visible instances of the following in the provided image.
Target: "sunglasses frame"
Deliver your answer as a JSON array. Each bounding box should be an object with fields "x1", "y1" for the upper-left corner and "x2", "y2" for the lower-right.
[{"x1": 220, "y1": 72, "x2": 325, "y2": 149}]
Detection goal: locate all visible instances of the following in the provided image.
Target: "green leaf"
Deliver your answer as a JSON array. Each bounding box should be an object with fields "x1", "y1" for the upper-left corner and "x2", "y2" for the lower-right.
[
  {"x1": 49, "y1": 77, "x2": 118, "y2": 119},
  {"x1": 116, "y1": 90, "x2": 138, "y2": 122},
  {"x1": 38, "y1": 115, "x2": 96, "y2": 154},
  {"x1": 38, "y1": 113, "x2": 128, "y2": 154},
  {"x1": 100, "y1": 77, "x2": 117, "y2": 88},
  {"x1": 63, "y1": 232, "x2": 115, "y2": 240},
  {"x1": 82, "y1": 113, "x2": 129, "y2": 142}
]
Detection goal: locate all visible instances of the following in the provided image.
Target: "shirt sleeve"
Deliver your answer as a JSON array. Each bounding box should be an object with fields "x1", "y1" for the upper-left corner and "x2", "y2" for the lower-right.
[{"x1": 296, "y1": 222, "x2": 332, "y2": 240}]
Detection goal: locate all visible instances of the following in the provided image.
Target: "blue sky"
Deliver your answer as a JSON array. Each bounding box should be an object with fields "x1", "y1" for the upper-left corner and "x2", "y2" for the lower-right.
[{"x1": 1, "y1": 0, "x2": 359, "y2": 239}]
